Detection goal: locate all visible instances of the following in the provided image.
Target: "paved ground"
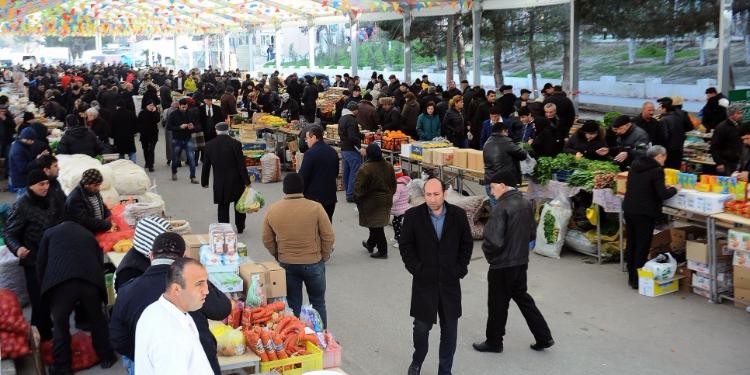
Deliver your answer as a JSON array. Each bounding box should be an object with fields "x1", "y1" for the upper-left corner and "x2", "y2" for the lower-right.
[{"x1": 5, "y1": 134, "x2": 750, "y2": 375}]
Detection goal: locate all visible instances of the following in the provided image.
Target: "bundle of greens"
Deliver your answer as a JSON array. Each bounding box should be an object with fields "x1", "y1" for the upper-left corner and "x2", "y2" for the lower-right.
[{"x1": 533, "y1": 154, "x2": 619, "y2": 188}]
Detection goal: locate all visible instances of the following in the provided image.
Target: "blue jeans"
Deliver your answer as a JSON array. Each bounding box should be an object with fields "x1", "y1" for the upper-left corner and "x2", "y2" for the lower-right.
[
  {"x1": 279, "y1": 261, "x2": 327, "y2": 328},
  {"x1": 119, "y1": 152, "x2": 137, "y2": 163},
  {"x1": 122, "y1": 355, "x2": 134, "y2": 375},
  {"x1": 171, "y1": 139, "x2": 196, "y2": 178},
  {"x1": 485, "y1": 185, "x2": 497, "y2": 208},
  {"x1": 341, "y1": 151, "x2": 361, "y2": 199}
]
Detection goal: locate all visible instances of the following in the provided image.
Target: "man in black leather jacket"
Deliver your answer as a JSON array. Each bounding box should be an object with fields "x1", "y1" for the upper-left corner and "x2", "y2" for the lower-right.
[
  {"x1": 482, "y1": 122, "x2": 527, "y2": 207},
  {"x1": 473, "y1": 170, "x2": 553, "y2": 354}
]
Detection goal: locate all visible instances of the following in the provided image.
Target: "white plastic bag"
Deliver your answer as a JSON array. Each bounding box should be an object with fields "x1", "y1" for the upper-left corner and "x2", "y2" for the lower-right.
[
  {"x1": 520, "y1": 156, "x2": 537, "y2": 176},
  {"x1": 533, "y1": 195, "x2": 572, "y2": 259},
  {"x1": 564, "y1": 229, "x2": 596, "y2": 255},
  {"x1": 643, "y1": 253, "x2": 677, "y2": 282}
]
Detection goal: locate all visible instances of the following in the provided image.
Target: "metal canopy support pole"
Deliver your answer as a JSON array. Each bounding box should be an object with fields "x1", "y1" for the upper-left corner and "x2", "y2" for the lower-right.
[
  {"x1": 95, "y1": 20, "x2": 102, "y2": 54},
  {"x1": 248, "y1": 29, "x2": 256, "y2": 72},
  {"x1": 471, "y1": 1, "x2": 482, "y2": 86},
  {"x1": 403, "y1": 8, "x2": 412, "y2": 83},
  {"x1": 446, "y1": 15, "x2": 454, "y2": 86},
  {"x1": 204, "y1": 35, "x2": 210, "y2": 69},
  {"x1": 173, "y1": 34, "x2": 178, "y2": 69},
  {"x1": 275, "y1": 26, "x2": 282, "y2": 71},
  {"x1": 223, "y1": 32, "x2": 231, "y2": 72},
  {"x1": 307, "y1": 20, "x2": 316, "y2": 69},
  {"x1": 717, "y1": 0, "x2": 733, "y2": 93},
  {"x1": 350, "y1": 13, "x2": 359, "y2": 76},
  {"x1": 569, "y1": 0, "x2": 580, "y2": 108}
]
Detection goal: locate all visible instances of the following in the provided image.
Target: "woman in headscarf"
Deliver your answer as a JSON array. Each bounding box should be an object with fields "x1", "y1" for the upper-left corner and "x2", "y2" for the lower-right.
[{"x1": 354, "y1": 144, "x2": 397, "y2": 259}]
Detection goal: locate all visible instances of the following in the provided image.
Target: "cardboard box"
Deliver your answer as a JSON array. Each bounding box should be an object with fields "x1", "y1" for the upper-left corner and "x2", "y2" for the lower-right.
[
  {"x1": 675, "y1": 264, "x2": 692, "y2": 293},
  {"x1": 452, "y1": 149, "x2": 469, "y2": 169},
  {"x1": 686, "y1": 239, "x2": 730, "y2": 263},
  {"x1": 183, "y1": 234, "x2": 209, "y2": 260},
  {"x1": 616, "y1": 172, "x2": 628, "y2": 195},
  {"x1": 727, "y1": 229, "x2": 750, "y2": 252},
  {"x1": 433, "y1": 149, "x2": 456, "y2": 166},
  {"x1": 692, "y1": 273, "x2": 731, "y2": 293},
  {"x1": 693, "y1": 287, "x2": 711, "y2": 298},
  {"x1": 735, "y1": 265, "x2": 750, "y2": 290},
  {"x1": 733, "y1": 250, "x2": 750, "y2": 268},
  {"x1": 670, "y1": 225, "x2": 706, "y2": 252},
  {"x1": 464, "y1": 149, "x2": 484, "y2": 171},
  {"x1": 734, "y1": 287, "x2": 750, "y2": 308},
  {"x1": 239, "y1": 261, "x2": 287, "y2": 298},
  {"x1": 649, "y1": 229, "x2": 673, "y2": 256},
  {"x1": 638, "y1": 269, "x2": 680, "y2": 297},
  {"x1": 687, "y1": 259, "x2": 732, "y2": 274}
]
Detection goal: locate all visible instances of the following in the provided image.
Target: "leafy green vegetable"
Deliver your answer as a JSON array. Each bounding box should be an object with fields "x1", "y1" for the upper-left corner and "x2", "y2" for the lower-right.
[
  {"x1": 543, "y1": 211, "x2": 557, "y2": 244},
  {"x1": 603, "y1": 112, "x2": 623, "y2": 129},
  {"x1": 533, "y1": 153, "x2": 619, "y2": 186}
]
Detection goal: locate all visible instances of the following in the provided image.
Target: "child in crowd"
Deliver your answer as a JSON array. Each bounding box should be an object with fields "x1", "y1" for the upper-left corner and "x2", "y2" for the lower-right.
[{"x1": 391, "y1": 165, "x2": 411, "y2": 248}]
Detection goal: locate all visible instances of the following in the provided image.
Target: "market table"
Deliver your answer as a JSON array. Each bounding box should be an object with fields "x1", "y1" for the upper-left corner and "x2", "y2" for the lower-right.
[{"x1": 218, "y1": 352, "x2": 261, "y2": 374}]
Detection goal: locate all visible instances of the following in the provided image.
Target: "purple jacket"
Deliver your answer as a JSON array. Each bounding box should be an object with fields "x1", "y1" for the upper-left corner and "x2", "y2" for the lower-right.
[{"x1": 391, "y1": 175, "x2": 412, "y2": 216}]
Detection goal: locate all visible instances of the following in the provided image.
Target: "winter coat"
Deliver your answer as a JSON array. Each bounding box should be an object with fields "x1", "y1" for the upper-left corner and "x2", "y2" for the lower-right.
[
  {"x1": 299, "y1": 141, "x2": 340, "y2": 206},
  {"x1": 109, "y1": 263, "x2": 230, "y2": 374},
  {"x1": 184, "y1": 77, "x2": 197, "y2": 93},
  {"x1": 482, "y1": 190, "x2": 536, "y2": 269},
  {"x1": 0, "y1": 113, "x2": 15, "y2": 146},
  {"x1": 198, "y1": 104, "x2": 224, "y2": 143},
  {"x1": 37, "y1": 221, "x2": 105, "y2": 301},
  {"x1": 701, "y1": 94, "x2": 727, "y2": 131},
  {"x1": 137, "y1": 108, "x2": 161, "y2": 143},
  {"x1": 543, "y1": 92, "x2": 575, "y2": 134},
  {"x1": 401, "y1": 100, "x2": 421, "y2": 136},
  {"x1": 531, "y1": 119, "x2": 566, "y2": 158},
  {"x1": 357, "y1": 101, "x2": 379, "y2": 131},
  {"x1": 353, "y1": 159, "x2": 397, "y2": 228},
  {"x1": 710, "y1": 118, "x2": 742, "y2": 169},
  {"x1": 88, "y1": 117, "x2": 111, "y2": 144},
  {"x1": 564, "y1": 132, "x2": 609, "y2": 161},
  {"x1": 113, "y1": 247, "x2": 150, "y2": 292},
  {"x1": 201, "y1": 134, "x2": 251, "y2": 205},
  {"x1": 57, "y1": 126, "x2": 103, "y2": 157},
  {"x1": 416, "y1": 113, "x2": 441, "y2": 141},
  {"x1": 338, "y1": 109, "x2": 361, "y2": 152},
  {"x1": 622, "y1": 156, "x2": 677, "y2": 218},
  {"x1": 632, "y1": 115, "x2": 664, "y2": 146},
  {"x1": 391, "y1": 175, "x2": 411, "y2": 216},
  {"x1": 443, "y1": 108, "x2": 466, "y2": 143},
  {"x1": 380, "y1": 107, "x2": 402, "y2": 131},
  {"x1": 65, "y1": 185, "x2": 112, "y2": 233},
  {"x1": 141, "y1": 89, "x2": 159, "y2": 111},
  {"x1": 483, "y1": 133, "x2": 527, "y2": 183},
  {"x1": 398, "y1": 202, "x2": 473, "y2": 323},
  {"x1": 220, "y1": 92, "x2": 238, "y2": 116},
  {"x1": 497, "y1": 93, "x2": 518, "y2": 118},
  {"x1": 8, "y1": 141, "x2": 39, "y2": 189},
  {"x1": 110, "y1": 108, "x2": 138, "y2": 154},
  {"x1": 611, "y1": 124, "x2": 651, "y2": 163},
  {"x1": 4, "y1": 191, "x2": 58, "y2": 266},
  {"x1": 48, "y1": 177, "x2": 66, "y2": 224},
  {"x1": 301, "y1": 85, "x2": 318, "y2": 117},
  {"x1": 159, "y1": 85, "x2": 173, "y2": 109},
  {"x1": 167, "y1": 108, "x2": 196, "y2": 141}
]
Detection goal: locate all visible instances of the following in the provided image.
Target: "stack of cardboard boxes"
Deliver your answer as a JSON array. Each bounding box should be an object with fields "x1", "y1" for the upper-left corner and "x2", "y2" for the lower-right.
[
  {"x1": 686, "y1": 235, "x2": 733, "y2": 298},
  {"x1": 450, "y1": 149, "x2": 484, "y2": 171},
  {"x1": 728, "y1": 229, "x2": 750, "y2": 307}
]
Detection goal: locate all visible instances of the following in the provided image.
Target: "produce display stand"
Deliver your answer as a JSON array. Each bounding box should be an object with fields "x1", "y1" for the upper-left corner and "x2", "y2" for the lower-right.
[
  {"x1": 708, "y1": 213, "x2": 750, "y2": 306},
  {"x1": 218, "y1": 352, "x2": 261, "y2": 374}
]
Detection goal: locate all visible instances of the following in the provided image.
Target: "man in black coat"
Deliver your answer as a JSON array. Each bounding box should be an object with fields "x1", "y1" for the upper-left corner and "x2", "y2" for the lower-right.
[
  {"x1": 299, "y1": 125, "x2": 340, "y2": 222},
  {"x1": 199, "y1": 97, "x2": 225, "y2": 146},
  {"x1": 609, "y1": 115, "x2": 651, "y2": 170},
  {"x1": 622, "y1": 146, "x2": 679, "y2": 288},
  {"x1": 701, "y1": 87, "x2": 727, "y2": 131},
  {"x1": 201, "y1": 123, "x2": 251, "y2": 233},
  {"x1": 38, "y1": 155, "x2": 66, "y2": 223},
  {"x1": 301, "y1": 78, "x2": 319, "y2": 123},
  {"x1": 65, "y1": 169, "x2": 113, "y2": 234},
  {"x1": 656, "y1": 97, "x2": 686, "y2": 169},
  {"x1": 159, "y1": 80, "x2": 173, "y2": 109},
  {"x1": 542, "y1": 86, "x2": 575, "y2": 135},
  {"x1": 710, "y1": 104, "x2": 744, "y2": 176},
  {"x1": 632, "y1": 102, "x2": 663, "y2": 146},
  {"x1": 137, "y1": 99, "x2": 161, "y2": 171},
  {"x1": 495, "y1": 85, "x2": 517, "y2": 120},
  {"x1": 37, "y1": 221, "x2": 117, "y2": 374},
  {"x1": 473, "y1": 170, "x2": 553, "y2": 354},
  {"x1": 483, "y1": 122, "x2": 527, "y2": 207},
  {"x1": 399, "y1": 178, "x2": 473, "y2": 375},
  {"x1": 109, "y1": 233, "x2": 230, "y2": 375}
]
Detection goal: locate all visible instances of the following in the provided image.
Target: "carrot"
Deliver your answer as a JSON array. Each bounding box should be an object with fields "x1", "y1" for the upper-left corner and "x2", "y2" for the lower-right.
[
  {"x1": 261, "y1": 331, "x2": 277, "y2": 361},
  {"x1": 302, "y1": 333, "x2": 320, "y2": 347},
  {"x1": 268, "y1": 301, "x2": 286, "y2": 311},
  {"x1": 248, "y1": 332, "x2": 269, "y2": 362},
  {"x1": 272, "y1": 333, "x2": 288, "y2": 359},
  {"x1": 275, "y1": 316, "x2": 292, "y2": 333}
]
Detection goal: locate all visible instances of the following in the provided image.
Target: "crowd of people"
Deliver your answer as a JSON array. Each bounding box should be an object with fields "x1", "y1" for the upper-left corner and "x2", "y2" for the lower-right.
[{"x1": 2, "y1": 61, "x2": 749, "y2": 375}]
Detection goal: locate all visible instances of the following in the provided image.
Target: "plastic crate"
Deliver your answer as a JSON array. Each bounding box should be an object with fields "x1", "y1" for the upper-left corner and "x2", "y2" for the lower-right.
[
  {"x1": 259, "y1": 341, "x2": 323, "y2": 375},
  {"x1": 322, "y1": 343, "x2": 342, "y2": 369},
  {"x1": 553, "y1": 170, "x2": 573, "y2": 182}
]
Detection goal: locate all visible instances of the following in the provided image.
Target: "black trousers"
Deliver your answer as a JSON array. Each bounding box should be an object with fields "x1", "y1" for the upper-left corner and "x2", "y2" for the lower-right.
[
  {"x1": 48, "y1": 280, "x2": 114, "y2": 372},
  {"x1": 141, "y1": 140, "x2": 157, "y2": 169},
  {"x1": 322, "y1": 203, "x2": 336, "y2": 223},
  {"x1": 485, "y1": 265, "x2": 552, "y2": 347},
  {"x1": 665, "y1": 149, "x2": 683, "y2": 170},
  {"x1": 24, "y1": 265, "x2": 52, "y2": 339},
  {"x1": 366, "y1": 227, "x2": 387, "y2": 254},
  {"x1": 625, "y1": 213, "x2": 656, "y2": 285},
  {"x1": 412, "y1": 301, "x2": 457, "y2": 375},
  {"x1": 218, "y1": 200, "x2": 247, "y2": 232}
]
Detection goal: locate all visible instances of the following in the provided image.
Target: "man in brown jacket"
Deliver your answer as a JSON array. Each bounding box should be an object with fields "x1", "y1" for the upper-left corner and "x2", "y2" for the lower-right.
[
  {"x1": 262, "y1": 172, "x2": 335, "y2": 327},
  {"x1": 357, "y1": 93, "x2": 379, "y2": 131}
]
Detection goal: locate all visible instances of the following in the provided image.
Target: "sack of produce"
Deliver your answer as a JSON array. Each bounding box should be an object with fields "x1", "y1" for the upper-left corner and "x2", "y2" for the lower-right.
[
  {"x1": 642, "y1": 253, "x2": 677, "y2": 282},
  {"x1": 0, "y1": 246, "x2": 29, "y2": 306},
  {"x1": 236, "y1": 187, "x2": 266, "y2": 214},
  {"x1": 260, "y1": 153, "x2": 281, "y2": 183},
  {"x1": 108, "y1": 159, "x2": 152, "y2": 195},
  {"x1": 56, "y1": 154, "x2": 114, "y2": 194},
  {"x1": 533, "y1": 196, "x2": 572, "y2": 259},
  {"x1": 564, "y1": 230, "x2": 596, "y2": 255},
  {"x1": 41, "y1": 332, "x2": 99, "y2": 371},
  {"x1": 212, "y1": 324, "x2": 246, "y2": 356},
  {"x1": 0, "y1": 288, "x2": 30, "y2": 335}
]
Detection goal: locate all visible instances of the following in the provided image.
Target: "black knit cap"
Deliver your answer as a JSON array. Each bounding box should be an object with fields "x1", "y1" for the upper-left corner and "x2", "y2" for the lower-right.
[
  {"x1": 580, "y1": 120, "x2": 601, "y2": 133},
  {"x1": 26, "y1": 169, "x2": 48, "y2": 187},
  {"x1": 366, "y1": 143, "x2": 382, "y2": 161},
  {"x1": 283, "y1": 173, "x2": 304, "y2": 194},
  {"x1": 151, "y1": 232, "x2": 186, "y2": 257},
  {"x1": 611, "y1": 115, "x2": 632, "y2": 128},
  {"x1": 490, "y1": 169, "x2": 518, "y2": 188}
]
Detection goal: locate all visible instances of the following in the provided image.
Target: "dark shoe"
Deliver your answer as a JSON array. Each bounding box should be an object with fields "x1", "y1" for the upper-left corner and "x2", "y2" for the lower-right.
[
  {"x1": 167, "y1": 160, "x2": 171, "y2": 166},
  {"x1": 49, "y1": 366, "x2": 73, "y2": 375},
  {"x1": 237, "y1": 227, "x2": 245, "y2": 234},
  {"x1": 407, "y1": 363, "x2": 421, "y2": 375},
  {"x1": 472, "y1": 341, "x2": 503, "y2": 353},
  {"x1": 370, "y1": 251, "x2": 387, "y2": 259},
  {"x1": 346, "y1": 197, "x2": 354, "y2": 203},
  {"x1": 629, "y1": 281, "x2": 638, "y2": 290},
  {"x1": 171, "y1": 173, "x2": 178, "y2": 181},
  {"x1": 148, "y1": 167, "x2": 155, "y2": 172},
  {"x1": 362, "y1": 241, "x2": 374, "y2": 253},
  {"x1": 99, "y1": 357, "x2": 117, "y2": 369},
  {"x1": 530, "y1": 339, "x2": 555, "y2": 351},
  {"x1": 190, "y1": 177, "x2": 199, "y2": 184}
]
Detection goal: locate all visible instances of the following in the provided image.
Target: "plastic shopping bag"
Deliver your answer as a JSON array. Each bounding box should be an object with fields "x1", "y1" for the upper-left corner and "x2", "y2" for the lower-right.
[
  {"x1": 643, "y1": 253, "x2": 677, "y2": 282},
  {"x1": 520, "y1": 156, "x2": 537, "y2": 176},
  {"x1": 236, "y1": 187, "x2": 266, "y2": 214},
  {"x1": 533, "y1": 193, "x2": 572, "y2": 259},
  {"x1": 215, "y1": 326, "x2": 246, "y2": 356}
]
